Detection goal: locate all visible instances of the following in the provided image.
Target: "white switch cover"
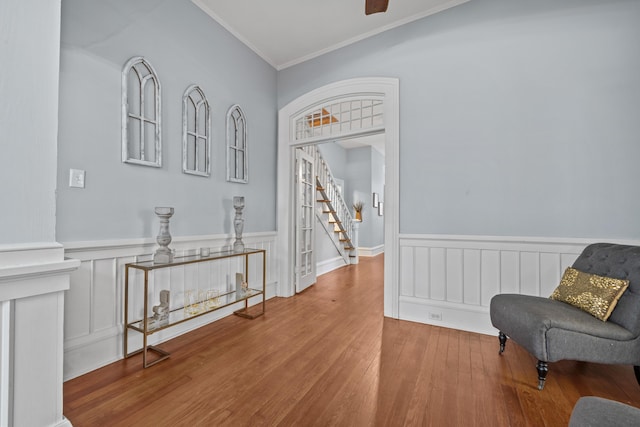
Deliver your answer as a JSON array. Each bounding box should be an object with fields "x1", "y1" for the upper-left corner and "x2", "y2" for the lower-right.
[{"x1": 69, "y1": 169, "x2": 86, "y2": 188}]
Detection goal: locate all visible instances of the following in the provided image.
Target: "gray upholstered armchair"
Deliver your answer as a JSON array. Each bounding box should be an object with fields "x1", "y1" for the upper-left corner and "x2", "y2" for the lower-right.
[
  {"x1": 569, "y1": 397, "x2": 640, "y2": 426},
  {"x1": 490, "y1": 243, "x2": 640, "y2": 390}
]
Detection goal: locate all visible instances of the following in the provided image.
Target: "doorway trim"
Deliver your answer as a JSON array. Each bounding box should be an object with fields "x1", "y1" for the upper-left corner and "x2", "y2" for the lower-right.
[{"x1": 276, "y1": 77, "x2": 399, "y2": 318}]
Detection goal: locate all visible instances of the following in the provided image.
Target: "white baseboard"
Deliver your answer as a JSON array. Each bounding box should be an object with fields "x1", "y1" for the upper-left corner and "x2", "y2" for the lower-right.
[
  {"x1": 64, "y1": 331, "x2": 121, "y2": 382},
  {"x1": 399, "y1": 296, "x2": 495, "y2": 336},
  {"x1": 316, "y1": 256, "x2": 347, "y2": 276},
  {"x1": 358, "y1": 244, "x2": 384, "y2": 257},
  {"x1": 55, "y1": 417, "x2": 73, "y2": 427}
]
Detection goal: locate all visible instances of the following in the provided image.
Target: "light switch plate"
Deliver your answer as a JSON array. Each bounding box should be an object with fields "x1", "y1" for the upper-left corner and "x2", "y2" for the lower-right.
[{"x1": 69, "y1": 169, "x2": 85, "y2": 188}]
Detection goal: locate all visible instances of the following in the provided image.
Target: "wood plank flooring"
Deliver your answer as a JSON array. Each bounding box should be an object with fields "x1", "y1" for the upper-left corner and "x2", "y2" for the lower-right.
[{"x1": 64, "y1": 255, "x2": 640, "y2": 426}]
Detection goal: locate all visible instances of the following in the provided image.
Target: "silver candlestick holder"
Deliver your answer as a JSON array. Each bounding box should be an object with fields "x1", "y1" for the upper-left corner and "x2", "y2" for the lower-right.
[
  {"x1": 233, "y1": 196, "x2": 245, "y2": 252},
  {"x1": 154, "y1": 207, "x2": 174, "y2": 263}
]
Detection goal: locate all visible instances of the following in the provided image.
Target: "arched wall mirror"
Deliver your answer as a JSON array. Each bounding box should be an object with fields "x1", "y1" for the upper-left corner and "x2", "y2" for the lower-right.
[
  {"x1": 121, "y1": 56, "x2": 162, "y2": 167},
  {"x1": 182, "y1": 85, "x2": 211, "y2": 177},
  {"x1": 226, "y1": 104, "x2": 248, "y2": 183}
]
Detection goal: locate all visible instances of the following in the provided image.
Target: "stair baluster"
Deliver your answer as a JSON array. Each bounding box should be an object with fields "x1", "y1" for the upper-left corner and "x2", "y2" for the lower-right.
[{"x1": 312, "y1": 146, "x2": 357, "y2": 264}]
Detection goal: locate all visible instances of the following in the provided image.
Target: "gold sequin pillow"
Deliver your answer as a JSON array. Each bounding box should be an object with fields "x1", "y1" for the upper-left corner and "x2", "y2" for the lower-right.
[{"x1": 550, "y1": 267, "x2": 629, "y2": 321}]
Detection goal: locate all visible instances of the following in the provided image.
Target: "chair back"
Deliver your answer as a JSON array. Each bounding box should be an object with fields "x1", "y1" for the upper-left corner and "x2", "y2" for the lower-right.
[{"x1": 572, "y1": 243, "x2": 640, "y2": 335}]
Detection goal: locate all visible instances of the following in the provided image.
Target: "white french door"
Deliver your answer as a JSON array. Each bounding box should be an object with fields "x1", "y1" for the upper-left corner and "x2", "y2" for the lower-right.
[{"x1": 295, "y1": 147, "x2": 316, "y2": 293}]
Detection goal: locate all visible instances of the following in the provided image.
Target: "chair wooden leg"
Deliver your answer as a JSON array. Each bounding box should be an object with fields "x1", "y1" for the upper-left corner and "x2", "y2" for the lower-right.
[
  {"x1": 498, "y1": 332, "x2": 507, "y2": 354},
  {"x1": 634, "y1": 366, "x2": 640, "y2": 386},
  {"x1": 536, "y1": 360, "x2": 548, "y2": 390}
]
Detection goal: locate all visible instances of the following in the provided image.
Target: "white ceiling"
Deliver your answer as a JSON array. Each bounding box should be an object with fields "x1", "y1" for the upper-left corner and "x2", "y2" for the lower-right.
[
  {"x1": 337, "y1": 133, "x2": 386, "y2": 155},
  {"x1": 192, "y1": 0, "x2": 469, "y2": 70}
]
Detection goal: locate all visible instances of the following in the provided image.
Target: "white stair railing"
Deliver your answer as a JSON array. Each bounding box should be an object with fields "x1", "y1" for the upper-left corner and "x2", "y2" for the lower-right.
[{"x1": 310, "y1": 146, "x2": 358, "y2": 264}]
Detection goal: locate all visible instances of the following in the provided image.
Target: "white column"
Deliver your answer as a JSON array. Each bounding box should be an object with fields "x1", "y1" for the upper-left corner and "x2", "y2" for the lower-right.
[
  {"x1": 0, "y1": 244, "x2": 79, "y2": 427},
  {"x1": 0, "y1": 301, "x2": 11, "y2": 426},
  {"x1": 351, "y1": 221, "x2": 361, "y2": 265}
]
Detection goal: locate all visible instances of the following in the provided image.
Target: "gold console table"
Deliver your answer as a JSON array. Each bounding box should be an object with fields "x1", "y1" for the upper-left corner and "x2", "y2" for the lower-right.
[{"x1": 124, "y1": 248, "x2": 266, "y2": 368}]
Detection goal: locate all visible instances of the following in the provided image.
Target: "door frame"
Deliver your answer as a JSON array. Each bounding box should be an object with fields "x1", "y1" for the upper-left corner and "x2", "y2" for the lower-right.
[{"x1": 276, "y1": 77, "x2": 400, "y2": 318}]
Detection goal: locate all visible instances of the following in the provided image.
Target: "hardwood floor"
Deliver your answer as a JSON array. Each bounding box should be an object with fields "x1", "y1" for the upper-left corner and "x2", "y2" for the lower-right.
[{"x1": 64, "y1": 255, "x2": 640, "y2": 426}]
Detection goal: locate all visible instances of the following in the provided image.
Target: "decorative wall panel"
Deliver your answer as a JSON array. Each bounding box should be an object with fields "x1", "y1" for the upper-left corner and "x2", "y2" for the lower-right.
[
  {"x1": 63, "y1": 232, "x2": 277, "y2": 380},
  {"x1": 398, "y1": 235, "x2": 640, "y2": 335}
]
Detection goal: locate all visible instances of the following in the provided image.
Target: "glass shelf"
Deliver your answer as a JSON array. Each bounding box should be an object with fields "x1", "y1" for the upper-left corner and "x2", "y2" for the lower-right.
[
  {"x1": 127, "y1": 248, "x2": 265, "y2": 271},
  {"x1": 124, "y1": 247, "x2": 266, "y2": 368},
  {"x1": 128, "y1": 288, "x2": 262, "y2": 334}
]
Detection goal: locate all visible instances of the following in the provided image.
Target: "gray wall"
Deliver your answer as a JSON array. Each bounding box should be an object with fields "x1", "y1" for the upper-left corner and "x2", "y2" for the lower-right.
[
  {"x1": 346, "y1": 147, "x2": 385, "y2": 248},
  {"x1": 0, "y1": 0, "x2": 61, "y2": 244},
  {"x1": 318, "y1": 142, "x2": 347, "y2": 180},
  {"x1": 57, "y1": 0, "x2": 277, "y2": 242},
  {"x1": 278, "y1": 0, "x2": 640, "y2": 239},
  {"x1": 370, "y1": 148, "x2": 385, "y2": 247}
]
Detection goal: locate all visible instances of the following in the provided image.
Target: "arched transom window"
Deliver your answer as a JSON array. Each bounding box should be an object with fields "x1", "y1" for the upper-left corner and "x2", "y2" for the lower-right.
[
  {"x1": 121, "y1": 56, "x2": 162, "y2": 167},
  {"x1": 294, "y1": 96, "x2": 384, "y2": 143},
  {"x1": 182, "y1": 85, "x2": 211, "y2": 177},
  {"x1": 226, "y1": 104, "x2": 248, "y2": 183}
]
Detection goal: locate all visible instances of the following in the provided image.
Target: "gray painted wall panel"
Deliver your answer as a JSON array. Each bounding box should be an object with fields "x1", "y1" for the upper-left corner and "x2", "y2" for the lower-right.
[
  {"x1": 278, "y1": 0, "x2": 640, "y2": 239},
  {"x1": 370, "y1": 148, "x2": 385, "y2": 247},
  {"x1": 0, "y1": 0, "x2": 60, "y2": 244},
  {"x1": 318, "y1": 143, "x2": 347, "y2": 182},
  {"x1": 346, "y1": 147, "x2": 371, "y2": 242},
  {"x1": 57, "y1": 0, "x2": 277, "y2": 241}
]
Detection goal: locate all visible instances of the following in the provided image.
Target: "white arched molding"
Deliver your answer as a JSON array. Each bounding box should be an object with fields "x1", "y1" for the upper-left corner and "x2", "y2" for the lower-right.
[
  {"x1": 182, "y1": 85, "x2": 211, "y2": 177},
  {"x1": 121, "y1": 56, "x2": 162, "y2": 167},
  {"x1": 277, "y1": 77, "x2": 400, "y2": 318},
  {"x1": 226, "y1": 104, "x2": 248, "y2": 183}
]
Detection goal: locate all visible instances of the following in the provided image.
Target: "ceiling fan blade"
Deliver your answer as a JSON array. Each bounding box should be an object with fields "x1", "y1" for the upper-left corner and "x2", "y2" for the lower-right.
[{"x1": 365, "y1": 0, "x2": 389, "y2": 15}]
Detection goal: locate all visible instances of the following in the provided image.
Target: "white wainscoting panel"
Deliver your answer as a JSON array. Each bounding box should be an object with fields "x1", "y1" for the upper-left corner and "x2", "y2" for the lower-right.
[
  {"x1": 398, "y1": 235, "x2": 640, "y2": 336},
  {"x1": 62, "y1": 232, "x2": 278, "y2": 381},
  {"x1": 358, "y1": 245, "x2": 384, "y2": 257}
]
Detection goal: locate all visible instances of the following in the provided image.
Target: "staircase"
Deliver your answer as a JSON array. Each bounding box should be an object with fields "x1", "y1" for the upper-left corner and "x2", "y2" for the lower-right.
[{"x1": 309, "y1": 146, "x2": 359, "y2": 265}]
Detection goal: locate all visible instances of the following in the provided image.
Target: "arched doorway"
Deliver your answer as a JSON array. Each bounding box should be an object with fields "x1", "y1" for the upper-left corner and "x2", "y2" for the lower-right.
[{"x1": 276, "y1": 77, "x2": 400, "y2": 318}]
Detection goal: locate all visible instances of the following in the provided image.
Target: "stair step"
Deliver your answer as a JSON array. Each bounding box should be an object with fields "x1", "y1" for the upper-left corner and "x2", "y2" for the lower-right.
[
  {"x1": 344, "y1": 246, "x2": 355, "y2": 250},
  {"x1": 316, "y1": 186, "x2": 324, "y2": 191},
  {"x1": 317, "y1": 199, "x2": 330, "y2": 203},
  {"x1": 329, "y1": 220, "x2": 341, "y2": 224},
  {"x1": 323, "y1": 210, "x2": 336, "y2": 214}
]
